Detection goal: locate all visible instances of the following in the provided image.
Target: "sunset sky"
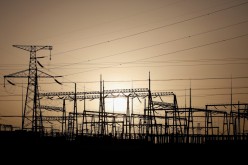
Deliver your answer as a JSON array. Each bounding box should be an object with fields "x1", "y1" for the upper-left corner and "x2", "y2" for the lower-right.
[{"x1": 0, "y1": 0, "x2": 248, "y2": 128}]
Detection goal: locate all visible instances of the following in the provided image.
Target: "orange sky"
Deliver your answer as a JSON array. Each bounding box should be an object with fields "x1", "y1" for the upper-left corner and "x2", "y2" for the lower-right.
[{"x1": 0, "y1": 0, "x2": 248, "y2": 127}]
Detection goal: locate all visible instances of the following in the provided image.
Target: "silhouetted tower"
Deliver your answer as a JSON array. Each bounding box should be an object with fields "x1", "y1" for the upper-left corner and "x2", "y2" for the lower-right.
[
  {"x1": 4, "y1": 45, "x2": 61, "y2": 133},
  {"x1": 146, "y1": 72, "x2": 158, "y2": 143},
  {"x1": 62, "y1": 99, "x2": 66, "y2": 135},
  {"x1": 98, "y1": 75, "x2": 106, "y2": 135},
  {"x1": 125, "y1": 95, "x2": 131, "y2": 138},
  {"x1": 73, "y1": 83, "x2": 78, "y2": 136},
  {"x1": 186, "y1": 87, "x2": 194, "y2": 143}
]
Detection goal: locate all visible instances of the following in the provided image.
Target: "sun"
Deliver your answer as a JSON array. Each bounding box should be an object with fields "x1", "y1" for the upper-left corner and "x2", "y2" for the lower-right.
[{"x1": 111, "y1": 98, "x2": 127, "y2": 113}]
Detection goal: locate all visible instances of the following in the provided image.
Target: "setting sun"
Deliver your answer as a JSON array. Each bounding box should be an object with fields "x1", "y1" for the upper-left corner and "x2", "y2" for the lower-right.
[{"x1": 108, "y1": 98, "x2": 127, "y2": 114}]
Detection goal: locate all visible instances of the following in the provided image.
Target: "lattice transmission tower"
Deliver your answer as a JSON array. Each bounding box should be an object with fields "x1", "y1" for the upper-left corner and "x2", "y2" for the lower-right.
[{"x1": 4, "y1": 45, "x2": 61, "y2": 133}]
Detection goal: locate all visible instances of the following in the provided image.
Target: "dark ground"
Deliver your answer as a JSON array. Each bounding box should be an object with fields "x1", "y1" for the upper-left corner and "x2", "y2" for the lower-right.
[{"x1": 0, "y1": 130, "x2": 247, "y2": 160}]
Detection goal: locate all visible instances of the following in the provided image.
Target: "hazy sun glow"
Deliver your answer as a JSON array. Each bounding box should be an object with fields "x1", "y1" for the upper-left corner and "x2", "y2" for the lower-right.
[{"x1": 110, "y1": 98, "x2": 127, "y2": 113}]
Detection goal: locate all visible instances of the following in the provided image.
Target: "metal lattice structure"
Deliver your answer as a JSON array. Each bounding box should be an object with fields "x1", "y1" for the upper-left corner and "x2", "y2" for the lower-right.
[
  {"x1": 37, "y1": 74, "x2": 248, "y2": 144},
  {"x1": 4, "y1": 45, "x2": 61, "y2": 133},
  {"x1": 3, "y1": 47, "x2": 248, "y2": 144}
]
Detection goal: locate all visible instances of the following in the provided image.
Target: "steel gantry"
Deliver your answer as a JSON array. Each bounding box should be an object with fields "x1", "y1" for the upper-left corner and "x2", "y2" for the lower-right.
[
  {"x1": 26, "y1": 80, "x2": 248, "y2": 144},
  {"x1": 4, "y1": 45, "x2": 62, "y2": 134},
  {"x1": 40, "y1": 83, "x2": 177, "y2": 141}
]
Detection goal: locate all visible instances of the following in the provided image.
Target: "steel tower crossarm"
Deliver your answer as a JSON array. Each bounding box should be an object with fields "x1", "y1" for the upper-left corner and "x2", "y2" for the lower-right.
[
  {"x1": 4, "y1": 69, "x2": 61, "y2": 79},
  {"x1": 13, "y1": 45, "x2": 52, "y2": 52}
]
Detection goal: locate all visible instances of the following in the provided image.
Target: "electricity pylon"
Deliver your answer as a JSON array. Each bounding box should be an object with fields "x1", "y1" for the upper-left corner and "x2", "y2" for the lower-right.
[{"x1": 4, "y1": 45, "x2": 61, "y2": 134}]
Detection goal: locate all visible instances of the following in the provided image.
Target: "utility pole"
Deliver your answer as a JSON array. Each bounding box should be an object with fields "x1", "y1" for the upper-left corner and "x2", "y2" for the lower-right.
[
  {"x1": 147, "y1": 72, "x2": 158, "y2": 143},
  {"x1": 98, "y1": 75, "x2": 105, "y2": 136},
  {"x1": 4, "y1": 45, "x2": 61, "y2": 134}
]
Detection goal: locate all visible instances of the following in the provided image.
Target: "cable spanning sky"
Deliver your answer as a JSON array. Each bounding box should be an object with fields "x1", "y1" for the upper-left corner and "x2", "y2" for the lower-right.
[{"x1": 0, "y1": 0, "x2": 248, "y2": 127}]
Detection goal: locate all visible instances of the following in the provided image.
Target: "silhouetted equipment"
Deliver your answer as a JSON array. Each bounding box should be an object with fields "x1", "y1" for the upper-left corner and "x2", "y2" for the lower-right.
[
  {"x1": 54, "y1": 79, "x2": 62, "y2": 85},
  {"x1": 7, "y1": 80, "x2": 15, "y2": 86},
  {"x1": 2, "y1": 45, "x2": 248, "y2": 145},
  {"x1": 38, "y1": 80, "x2": 248, "y2": 144},
  {"x1": 4, "y1": 45, "x2": 62, "y2": 134},
  {"x1": 37, "y1": 61, "x2": 44, "y2": 68},
  {"x1": 0, "y1": 124, "x2": 14, "y2": 131}
]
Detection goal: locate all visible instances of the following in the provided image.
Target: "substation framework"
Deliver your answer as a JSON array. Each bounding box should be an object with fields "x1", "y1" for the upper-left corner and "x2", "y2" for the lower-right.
[
  {"x1": 39, "y1": 80, "x2": 248, "y2": 144},
  {"x1": 3, "y1": 45, "x2": 248, "y2": 144}
]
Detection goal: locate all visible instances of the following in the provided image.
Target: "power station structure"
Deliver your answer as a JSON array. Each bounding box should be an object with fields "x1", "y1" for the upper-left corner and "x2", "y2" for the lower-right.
[
  {"x1": 4, "y1": 45, "x2": 61, "y2": 134},
  {"x1": 39, "y1": 81, "x2": 248, "y2": 144},
  {"x1": 3, "y1": 45, "x2": 248, "y2": 144}
]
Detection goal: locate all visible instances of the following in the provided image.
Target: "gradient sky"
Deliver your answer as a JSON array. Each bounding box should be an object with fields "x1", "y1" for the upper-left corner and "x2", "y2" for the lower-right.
[{"x1": 0, "y1": 0, "x2": 248, "y2": 127}]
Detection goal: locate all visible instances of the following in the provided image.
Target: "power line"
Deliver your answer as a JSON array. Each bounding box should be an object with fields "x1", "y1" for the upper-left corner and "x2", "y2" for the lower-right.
[
  {"x1": 135, "y1": 76, "x2": 248, "y2": 82},
  {"x1": 49, "y1": 20, "x2": 248, "y2": 70},
  {"x1": 61, "y1": 33, "x2": 248, "y2": 76},
  {"x1": 1, "y1": 75, "x2": 248, "y2": 87},
  {"x1": 27, "y1": 57, "x2": 248, "y2": 70},
  {"x1": 154, "y1": 86, "x2": 248, "y2": 92},
  {"x1": 1, "y1": 92, "x2": 247, "y2": 102},
  {"x1": 0, "y1": 100, "x2": 22, "y2": 101},
  {"x1": 87, "y1": 62, "x2": 248, "y2": 69},
  {"x1": 52, "y1": 1, "x2": 248, "y2": 57},
  {"x1": 35, "y1": 0, "x2": 185, "y2": 47},
  {"x1": 2, "y1": 3, "x2": 247, "y2": 75},
  {"x1": 0, "y1": 95, "x2": 22, "y2": 97},
  {"x1": 2, "y1": 86, "x2": 248, "y2": 95},
  {"x1": 137, "y1": 57, "x2": 248, "y2": 64},
  {"x1": 189, "y1": 92, "x2": 248, "y2": 97},
  {"x1": 40, "y1": 62, "x2": 248, "y2": 70},
  {"x1": 122, "y1": 34, "x2": 248, "y2": 64}
]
